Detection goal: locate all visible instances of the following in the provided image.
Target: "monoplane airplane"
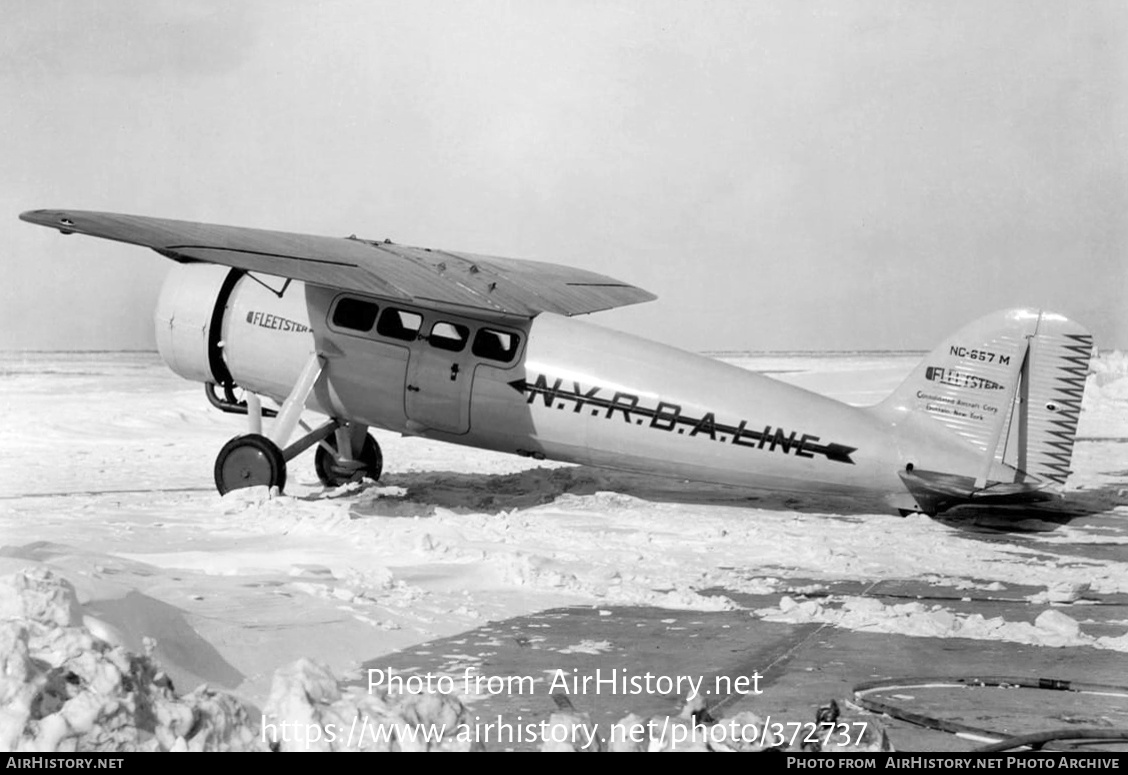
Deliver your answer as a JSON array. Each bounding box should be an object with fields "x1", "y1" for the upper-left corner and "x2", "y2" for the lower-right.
[{"x1": 20, "y1": 210, "x2": 1093, "y2": 515}]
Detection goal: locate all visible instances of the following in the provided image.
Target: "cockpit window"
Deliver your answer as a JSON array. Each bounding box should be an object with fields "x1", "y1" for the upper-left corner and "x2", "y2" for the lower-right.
[
  {"x1": 331, "y1": 297, "x2": 378, "y2": 332},
  {"x1": 472, "y1": 328, "x2": 520, "y2": 362},
  {"x1": 376, "y1": 308, "x2": 424, "y2": 341},
  {"x1": 428, "y1": 321, "x2": 469, "y2": 352}
]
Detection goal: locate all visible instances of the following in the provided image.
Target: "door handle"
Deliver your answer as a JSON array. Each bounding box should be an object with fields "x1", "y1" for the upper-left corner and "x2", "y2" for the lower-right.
[
  {"x1": 407, "y1": 385, "x2": 420, "y2": 393},
  {"x1": 450, "y1": 363, "x2": 460, "y2": 381}
]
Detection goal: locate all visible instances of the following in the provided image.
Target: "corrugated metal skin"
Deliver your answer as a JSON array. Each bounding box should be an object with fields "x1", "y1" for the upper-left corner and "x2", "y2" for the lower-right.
[
  {"x1": 19, "y1": 210, "x2": 656, "y2": 317},
  {"x1": 920, "y1": 331, "x2": 1028, "y2": 454}
]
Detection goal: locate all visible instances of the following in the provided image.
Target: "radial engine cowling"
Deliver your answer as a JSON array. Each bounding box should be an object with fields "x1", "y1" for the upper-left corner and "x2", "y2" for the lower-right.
[
  {"x1": 154, "y1": 262, "x2": 234, "y2": 385},
  {"x1": 154, "y1": 263, "x2": 316, "y2": 403}
]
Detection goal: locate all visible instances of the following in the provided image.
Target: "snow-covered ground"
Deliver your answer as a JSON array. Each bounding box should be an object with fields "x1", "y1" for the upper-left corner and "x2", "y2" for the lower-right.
[{"x1": 1, "y1": 350, "x2": 1126, "y2": 750}]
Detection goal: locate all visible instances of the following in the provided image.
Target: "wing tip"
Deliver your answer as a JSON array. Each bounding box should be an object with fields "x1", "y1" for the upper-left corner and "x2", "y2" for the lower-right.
[
  {"x1": 19, "y1": 209, "x2": 51, "y2": 224},
  {"x1": 19, "y1": 209, "x2": 81, "y2": 233}
]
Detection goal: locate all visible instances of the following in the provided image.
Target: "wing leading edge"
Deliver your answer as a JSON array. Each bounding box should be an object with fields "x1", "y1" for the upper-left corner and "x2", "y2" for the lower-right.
[{"x1": 18, "y1": 209, "x2": 657, "y2": 318}]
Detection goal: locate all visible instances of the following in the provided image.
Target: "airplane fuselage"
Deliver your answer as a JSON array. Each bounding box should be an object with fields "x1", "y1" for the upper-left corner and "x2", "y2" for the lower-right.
[{"x1": 157, "y1": 264, "x2": 996, "y2": 510}]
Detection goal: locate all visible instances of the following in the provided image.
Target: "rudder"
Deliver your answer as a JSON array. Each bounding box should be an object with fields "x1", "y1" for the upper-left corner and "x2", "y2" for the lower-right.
[{"x1": 1003, "y1": 315, "x2": 1093, "y2": 485}]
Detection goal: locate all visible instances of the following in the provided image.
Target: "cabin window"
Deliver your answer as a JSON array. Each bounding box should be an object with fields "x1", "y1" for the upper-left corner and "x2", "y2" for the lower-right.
[
  {"x1": 472, "y1": 328, "x2": 520, "y2": 362},
  {"x1": 428, "y1": 321, "x2": 469, "y2": 352},
  {"x1": 332, "y1": 297, "x2": 378, "y2": 332},
  {"x1": 376, "y1": 308, "x2": 424, "y2": 341}
]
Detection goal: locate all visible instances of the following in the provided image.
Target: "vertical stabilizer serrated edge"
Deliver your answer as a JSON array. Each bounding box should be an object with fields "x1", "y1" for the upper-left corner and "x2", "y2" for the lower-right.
[{"x1": 1006, "y1": 324, "x2": 1093, "y2": 485}]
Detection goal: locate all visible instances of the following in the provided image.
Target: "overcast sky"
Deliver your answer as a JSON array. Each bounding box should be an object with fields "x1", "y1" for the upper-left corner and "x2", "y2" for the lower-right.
[{"x1": 3, "y1": 0, "x2": 1125, "y2": 352}]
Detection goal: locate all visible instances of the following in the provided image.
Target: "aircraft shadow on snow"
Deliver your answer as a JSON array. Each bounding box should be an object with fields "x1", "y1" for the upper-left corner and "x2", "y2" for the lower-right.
[{"x1": 333, "y1": 465, "x2": 1126, "y2": 530}]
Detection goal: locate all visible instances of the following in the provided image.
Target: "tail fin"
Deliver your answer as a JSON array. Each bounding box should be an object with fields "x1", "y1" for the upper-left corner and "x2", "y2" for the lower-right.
[{"x1": 879, "y1": 309, "x2": 1093, "y2": 504}]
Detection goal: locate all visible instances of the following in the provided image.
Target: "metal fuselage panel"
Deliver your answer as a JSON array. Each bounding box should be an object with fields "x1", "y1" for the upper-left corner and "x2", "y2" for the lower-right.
[
  {"x1": 472, "y1": 314, "x2": 900, "y2": 494},
  {"x1": 311, "y1": 300, "x2": 982, "y2": 498},
  {"x1": 222, "y1": 275, "x2": 318, "y2": 401},
  {"x1": 157, "y1": 269, "x2": 990, "y2": 502}
]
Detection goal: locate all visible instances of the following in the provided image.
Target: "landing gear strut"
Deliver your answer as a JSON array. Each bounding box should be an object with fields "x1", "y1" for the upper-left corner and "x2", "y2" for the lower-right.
[
  {"x1": 211, "y1": 353, "x2": 384, "y2": 495},
  {"x1": 315, "y1": 430, "x2": 383, "y2": 487}
]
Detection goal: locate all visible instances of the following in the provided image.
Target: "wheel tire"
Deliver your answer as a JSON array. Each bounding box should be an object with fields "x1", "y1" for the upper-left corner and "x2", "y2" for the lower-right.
[
  {"x1": 315, "y1": 433, "x2": 383, "y2": 487},
  {"x1": 214, "y1": 434, "x2": 287, "y2": 495}
]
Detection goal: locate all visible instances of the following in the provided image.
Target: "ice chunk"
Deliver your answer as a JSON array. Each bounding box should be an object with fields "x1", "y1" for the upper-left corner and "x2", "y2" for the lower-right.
[{"x1": 1034, "y1": 609, "x2": 1081, "y2": 639}]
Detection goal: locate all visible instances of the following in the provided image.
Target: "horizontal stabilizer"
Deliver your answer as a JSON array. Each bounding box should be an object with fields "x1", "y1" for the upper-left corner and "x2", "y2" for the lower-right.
[{"x1": 898, "y1": 468, "x2": 1054, "y2": 516}]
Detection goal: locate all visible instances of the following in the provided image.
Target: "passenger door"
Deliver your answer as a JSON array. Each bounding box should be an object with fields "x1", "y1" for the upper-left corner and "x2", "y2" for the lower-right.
[{"x1": 405, "y1": 317, "x2": 474, "y2": 434}]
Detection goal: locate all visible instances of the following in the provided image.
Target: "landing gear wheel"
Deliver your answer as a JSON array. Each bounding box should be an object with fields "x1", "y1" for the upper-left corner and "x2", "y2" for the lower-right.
[
  {"x1": 214, "y1": 433, "x2": 287, "y2": 495},
  {"x1": 315, "y1": 433, "x2": 383, "y2": 487}
]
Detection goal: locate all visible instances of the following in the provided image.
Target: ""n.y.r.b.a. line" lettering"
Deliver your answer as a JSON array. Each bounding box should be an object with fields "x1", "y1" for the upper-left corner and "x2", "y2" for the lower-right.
[{"x1": 509, "y1": 374, "x2": 856, "y2": 464}]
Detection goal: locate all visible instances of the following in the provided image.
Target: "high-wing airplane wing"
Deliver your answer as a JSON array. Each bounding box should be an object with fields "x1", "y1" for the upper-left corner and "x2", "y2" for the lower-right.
[{"x1": 18, "y1": 209, "x2": 656, "y2": 317}]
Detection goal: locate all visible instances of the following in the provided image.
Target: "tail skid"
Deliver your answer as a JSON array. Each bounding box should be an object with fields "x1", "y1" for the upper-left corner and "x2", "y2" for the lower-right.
[{"x1": 878, "y1": 309, "x2": 1093, "y2": 515}]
